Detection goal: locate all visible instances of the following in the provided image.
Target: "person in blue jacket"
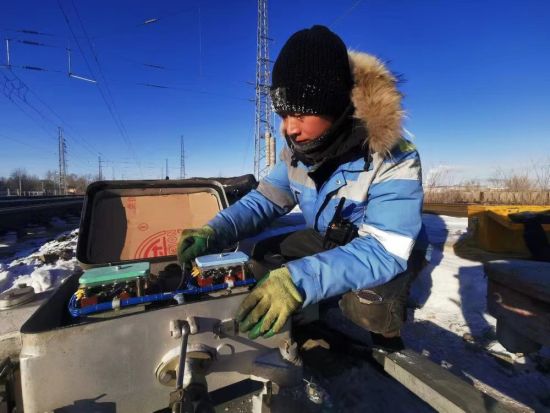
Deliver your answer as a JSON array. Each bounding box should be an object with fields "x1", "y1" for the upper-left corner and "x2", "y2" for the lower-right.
[{"x1": 178, "y1": 25, "x2": 424, "y2": 348}]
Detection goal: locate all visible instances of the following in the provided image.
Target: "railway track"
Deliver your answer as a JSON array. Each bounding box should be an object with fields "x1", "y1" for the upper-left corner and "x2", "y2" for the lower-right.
[
  {"x1": 0, "y1": 197, "x2": 84, "y2": 232},
  {"x1": 0, "y1": 196, "x2": 83, "y2": 208}
]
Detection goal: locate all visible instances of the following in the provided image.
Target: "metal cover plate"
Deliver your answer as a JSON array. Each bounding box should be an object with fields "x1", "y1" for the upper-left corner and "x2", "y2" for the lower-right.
[
  {"x1": 79, "y1": 262, "x2": 150, "y2": 287},
  {"x1": 195, "y1": 252, "x2": 249, "y2": 269}
]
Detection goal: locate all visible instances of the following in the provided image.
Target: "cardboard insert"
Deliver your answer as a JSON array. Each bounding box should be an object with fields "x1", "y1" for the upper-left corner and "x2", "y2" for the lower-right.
[{"x1": 86, "y1": 189, "x2": 221, "y2": 263}]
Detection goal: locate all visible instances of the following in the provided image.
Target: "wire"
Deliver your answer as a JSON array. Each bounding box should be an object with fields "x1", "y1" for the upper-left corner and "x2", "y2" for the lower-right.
[
  {"x1": 57, "y1": 0, "x2": 142, "y2": 177},
  {"x1": 0, "y1": 69, "x2": 100, "y2": 172},
  {"x1": 14, "y1": 39, "x2": 57, "y2": 48},
  {"x1": 1, "y1": 66, "x2": 100, "y2": 158},
  {"x1": 68, "y1": 278, "x2": 256, "y2": 317},
  {"x1": 70, "y1": 0, "x2": 143, "y2": 177},
  {"x1": 330, "y1": 0, "x2": 365, "y2": 27},
  {"x1": 89, "y1": 5, "x2": 197, "y2": 39},
  {"x1": 0, "y1": 69, "x2": 58, "y2": 141},
  {"x1": 0, "y1": 132, "x2": 56, "y2": 153},
  {"x1": 0, "y1": 28, "x2": 56, "y2": 37},
  {"x1": 4, "y1": 64, "x2": 62, "y2": 73}
]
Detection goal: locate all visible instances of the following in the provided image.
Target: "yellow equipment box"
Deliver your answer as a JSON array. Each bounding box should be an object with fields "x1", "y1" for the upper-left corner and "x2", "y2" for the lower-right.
[{"x1": 468, "y1": 205, "x2": 550, "y2": 255}]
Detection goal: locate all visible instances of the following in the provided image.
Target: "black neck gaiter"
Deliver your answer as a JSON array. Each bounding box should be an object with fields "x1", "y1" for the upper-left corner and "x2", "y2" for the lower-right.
[{"x1": 285, "y1": 105, "x2": 367, "y2": 187}]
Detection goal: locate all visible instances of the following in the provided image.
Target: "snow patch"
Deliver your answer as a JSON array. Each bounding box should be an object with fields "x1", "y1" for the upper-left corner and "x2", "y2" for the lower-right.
[
  {"x1": 404, "y1": 214, "x2": 549, "y2": 411},
  {"x1": 0, "y1": 229, "x2": 80, "y2": 294}
]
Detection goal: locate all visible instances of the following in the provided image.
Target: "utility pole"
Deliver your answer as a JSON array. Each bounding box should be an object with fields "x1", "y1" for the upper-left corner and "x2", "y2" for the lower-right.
[
  {"x1": 165, "y1": 158, "x2": 169, "y2": 179},
  {"x1": 58, "y1": 127, "x2": 67, "y2": 195},
  {"x1": 98, "y1": 155, "x2": 103, "y2": 180},
  {"x1": 254, "y1": 0, "x2": 275, "y2": 180},
  {"x1": 180, "y1": 135, "x2": 186, "y2": 179}
]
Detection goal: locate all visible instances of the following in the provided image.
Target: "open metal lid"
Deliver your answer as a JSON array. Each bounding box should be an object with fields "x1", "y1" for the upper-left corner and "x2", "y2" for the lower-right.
[{"x1": 76, "y1": 179, "x2": 229, "y2": 267}]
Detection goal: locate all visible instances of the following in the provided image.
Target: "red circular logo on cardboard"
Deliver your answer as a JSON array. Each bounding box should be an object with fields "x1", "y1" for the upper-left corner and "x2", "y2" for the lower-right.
[{"x1": 134, "y1": 229, "x2": 182, "y2": 259}]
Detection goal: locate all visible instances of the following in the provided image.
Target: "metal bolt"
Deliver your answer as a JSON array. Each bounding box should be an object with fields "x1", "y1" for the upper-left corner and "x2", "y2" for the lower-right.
[
  {"x1": 159, "y1": 370, "x2": 176, "y2": 385},
  {"x1": 170, "y1": 320, "x2": 182, "y2": 338}
]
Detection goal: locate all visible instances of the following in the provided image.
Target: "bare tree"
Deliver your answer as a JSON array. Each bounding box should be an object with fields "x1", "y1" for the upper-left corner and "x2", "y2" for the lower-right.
[
  {"x1": 532, "y1": 157, "x2": 550, "y2": 191},
  {"x1": 460, "y1": 179, "x2": 482, "y2": 190},
  {"x1": 425, "y1": 165, "x2": 457, "y2": 189},
  {"x1": 490, "y1": 167, "x2": 533, "y2": 191}
]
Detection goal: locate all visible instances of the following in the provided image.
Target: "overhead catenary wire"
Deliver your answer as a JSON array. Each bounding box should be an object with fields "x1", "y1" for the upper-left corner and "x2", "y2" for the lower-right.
[
  {"x1": 69, "y1": 0, "x2": 142, "y2": 177},
  {"x1": 330, "y1": 0, "x2": 365, "y2": 27},
  {"x1": 0, "y1": 69, "x2": 62, "y2": 141},
  {"x1": 1, "y1": 3, "x2": 206, "y2": 42},
  {"x1": 0, "y1": 28, "x2": 56, "y2": 37},
  {"x1": 0, "y1": 132, "x2": 57, "y2": 154},
  {"x1": 1, "y1": 66, "x2": 101, "y2": 158},
  {"x1": 0, "y1": 69, "x2": 101, "y2": 169},
  {"x1": 57, "y1": 0, "x2": 142, "y2": 178}
]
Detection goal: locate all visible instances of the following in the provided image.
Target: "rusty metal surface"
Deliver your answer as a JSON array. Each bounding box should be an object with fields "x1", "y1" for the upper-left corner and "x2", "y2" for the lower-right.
[{"x1": 487, "y1": 280, "x2": 550, "y2": 347}]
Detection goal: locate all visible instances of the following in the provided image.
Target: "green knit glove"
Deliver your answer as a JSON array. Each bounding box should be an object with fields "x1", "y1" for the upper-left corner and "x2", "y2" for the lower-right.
[
  {"x1": 176, "y1": 226, "x2": 217, "y2": 266},
  {"x1": 236, "y1": 267, "x2": 303, "y2": 339}
]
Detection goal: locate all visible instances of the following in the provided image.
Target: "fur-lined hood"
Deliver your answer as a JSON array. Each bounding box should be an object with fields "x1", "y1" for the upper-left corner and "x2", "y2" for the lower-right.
[{"x1": 349, "y1": 51, "x2": 404, "y2": 154}]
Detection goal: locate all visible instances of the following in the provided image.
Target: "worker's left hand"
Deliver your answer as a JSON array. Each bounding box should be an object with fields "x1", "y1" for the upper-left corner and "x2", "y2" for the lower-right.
[{"x1": 236, "y1": 267, "x2": 303, "y2": 339}]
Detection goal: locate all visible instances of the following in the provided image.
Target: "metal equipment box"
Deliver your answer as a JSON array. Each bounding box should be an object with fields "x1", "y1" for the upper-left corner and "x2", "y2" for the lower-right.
[
  {"x1": 467, "y1": 205, "x2": 550, "y2": 255},
  {"x1": 19, "y1": 179, "x2": 296, "y2": 413}
]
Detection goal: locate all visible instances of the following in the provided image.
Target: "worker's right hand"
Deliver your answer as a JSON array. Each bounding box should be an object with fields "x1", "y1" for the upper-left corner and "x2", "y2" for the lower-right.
[{"x1": 176, "y1": 226, "x2": 217, "y2": 266}]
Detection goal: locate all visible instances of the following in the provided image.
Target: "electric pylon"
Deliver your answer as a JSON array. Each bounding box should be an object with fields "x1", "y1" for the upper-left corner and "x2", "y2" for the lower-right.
[
  {"x1": 58, "y1": 127, "x2": 67, "y2": 194},
  {"x1": 180, "y1": 135, "x2": 186, "y2": 179},
  {"x1": 253, "y1": 0, "x2": 275, "y2": 180}
]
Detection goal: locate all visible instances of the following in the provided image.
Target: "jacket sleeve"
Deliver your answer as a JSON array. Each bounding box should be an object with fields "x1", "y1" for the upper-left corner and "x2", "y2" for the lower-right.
[
  {"x1": 286, "y1": 147, "x2": 423, "y2": 307},
  {"x1": 207, "y1": 156, "x2": 297, "y2": 245}
]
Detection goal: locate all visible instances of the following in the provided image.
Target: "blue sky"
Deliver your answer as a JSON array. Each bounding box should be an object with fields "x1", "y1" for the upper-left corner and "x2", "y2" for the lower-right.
[{"x1": 1, "y1": 0, "x2": 549, "y2": 182}]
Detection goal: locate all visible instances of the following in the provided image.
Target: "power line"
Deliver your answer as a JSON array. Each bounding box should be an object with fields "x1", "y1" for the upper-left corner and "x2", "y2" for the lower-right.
[
  {"x1": 1, "y1": 65, "x2": 100, "y2": 158},
  {"x1": 70, "y1": 0, "x2": 142, "y2": 177},
  {"x1": 330, "y1": 0, "x2": 365, "y2": 27},
  {"x1": 0, "y1": 132, "x2": 56, "y2": 153},
  {"x1": 0, "y1": 69, "x2": 60, "y2": 137},
  {"x1": 57, "y1": 0, "x2": 142, "y2": 177}
]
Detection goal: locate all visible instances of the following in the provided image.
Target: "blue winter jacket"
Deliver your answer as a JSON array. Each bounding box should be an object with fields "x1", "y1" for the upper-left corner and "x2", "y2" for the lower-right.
[{"x1": 208, "y1": 51, "x2": 424, "y2": 307}]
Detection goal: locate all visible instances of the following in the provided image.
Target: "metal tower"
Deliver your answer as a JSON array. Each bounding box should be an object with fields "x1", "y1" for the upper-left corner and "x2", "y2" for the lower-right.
[
  {"x1": 58, "y1": 127, "x2": 67, "y2": 194},
  {"x1": 98, "y1": 155, "x2": 103, "y2": 180},
  {"x1": 254, "y1": 0, "x2": 275, "y2": 180},
  {"x1": 180, "y1": 135, "x2": 186, "y2": 179}
]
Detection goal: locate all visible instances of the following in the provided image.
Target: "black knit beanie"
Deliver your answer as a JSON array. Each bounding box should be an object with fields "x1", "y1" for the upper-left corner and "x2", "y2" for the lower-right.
[{"x1": 270, "y1": 25, "x2": 353, "y2": 119}]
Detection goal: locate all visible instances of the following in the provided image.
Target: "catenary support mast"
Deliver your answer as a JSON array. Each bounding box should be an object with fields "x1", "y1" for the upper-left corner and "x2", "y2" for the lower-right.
[
  {"x1": 180, "y1": 135, "x2": 186, "y2": 179},
  {"x1": 58, "y1": 127, "x2": 67, "y2": 195},
  {"x1": 253, "y1": 0, "x2": 275, "y2": 180}
]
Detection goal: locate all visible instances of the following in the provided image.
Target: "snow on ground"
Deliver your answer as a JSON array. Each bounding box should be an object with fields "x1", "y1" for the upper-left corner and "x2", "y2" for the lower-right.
[
  {"x1": 404, "y1": 214, "x2": 550, "y2": 412},
  {"x1": 0, "y1": 228, "x2": 80, "y2": 294}
]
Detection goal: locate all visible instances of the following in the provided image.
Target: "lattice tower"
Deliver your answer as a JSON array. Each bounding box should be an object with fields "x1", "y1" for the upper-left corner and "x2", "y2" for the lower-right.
[
  {"x1": 180, "y1": 135, "x2": 186, "y2": 179},
  {"x1": 58, "y1": 127, "x2": 67, "y2": 194},
  {"x1": 253, "y1": 0, "x2": 275, "y2": 179}
]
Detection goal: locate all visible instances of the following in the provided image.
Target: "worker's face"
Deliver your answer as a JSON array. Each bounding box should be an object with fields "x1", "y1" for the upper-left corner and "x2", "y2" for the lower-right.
[{"x1": 282, "y1": 114, "x2": 333, "y2": 143}]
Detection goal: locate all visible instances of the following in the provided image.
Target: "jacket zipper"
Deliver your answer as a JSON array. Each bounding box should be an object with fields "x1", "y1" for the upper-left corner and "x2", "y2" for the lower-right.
[{"x1": 314, "y1": 188, "x2": 341, "y2": 232}]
